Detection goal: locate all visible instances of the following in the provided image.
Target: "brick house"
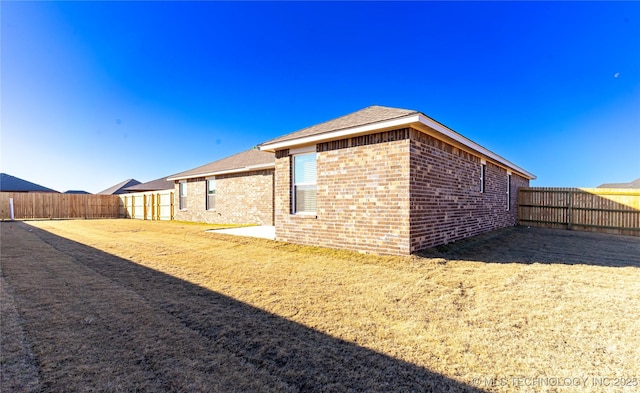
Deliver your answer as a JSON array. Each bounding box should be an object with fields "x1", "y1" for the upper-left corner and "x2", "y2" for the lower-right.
[
  {"x1": 167, "y1": 149, "x2": 275, "y2": 225},
  {"x1": 258, "y1": 105, "x2": 535, "y2": 255}
]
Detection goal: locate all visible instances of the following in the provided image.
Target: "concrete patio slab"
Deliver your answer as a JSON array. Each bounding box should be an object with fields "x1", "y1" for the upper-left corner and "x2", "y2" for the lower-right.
[{"x1": 206, "y1": 225, "x2": 276, "y2": 240}]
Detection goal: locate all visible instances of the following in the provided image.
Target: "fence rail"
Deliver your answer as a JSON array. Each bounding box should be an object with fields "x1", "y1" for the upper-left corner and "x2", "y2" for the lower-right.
[
  {"x1": 0, "y1": 192, "x2": 121, "y2": 220},
  {"x1": 119, "y1": 190, "x2": 174, "y2": 221},
  {"x1": 518, "y1": 187, "x2": 640, "y2": 236}
]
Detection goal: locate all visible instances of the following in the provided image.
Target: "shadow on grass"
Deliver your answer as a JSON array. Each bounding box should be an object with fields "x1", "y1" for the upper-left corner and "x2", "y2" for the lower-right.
[
  {"x1": 2, "y1": 222, "x2": 484, "y2": 392},
  {"x1": 417, "y1": 226, "x2": 640, "y2": 268}
]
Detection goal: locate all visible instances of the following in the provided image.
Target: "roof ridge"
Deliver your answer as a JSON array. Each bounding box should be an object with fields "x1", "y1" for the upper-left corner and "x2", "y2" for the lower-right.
[{"x1": 260, "y1": 105, "x2": 419, "y2": 146}]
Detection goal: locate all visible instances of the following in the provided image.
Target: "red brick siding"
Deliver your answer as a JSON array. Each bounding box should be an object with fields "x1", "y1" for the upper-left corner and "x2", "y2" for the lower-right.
[
  {"x1": 409, "y1": 128, "x2": 529, "y2": 252},
  {"x1": 275, "y1": 139, "x2": 411, "y2": 255},
  {"x1": 272, "y1": 128, "x2": 529, "y2": 255},
  {"x1": 174, "y1": 169, "x2": 274, "y2": 225}
]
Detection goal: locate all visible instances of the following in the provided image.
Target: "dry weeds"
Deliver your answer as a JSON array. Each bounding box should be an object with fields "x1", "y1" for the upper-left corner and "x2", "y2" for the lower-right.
[{"x1": 2, "y1": 219, "x2": 639, "y2": 392}]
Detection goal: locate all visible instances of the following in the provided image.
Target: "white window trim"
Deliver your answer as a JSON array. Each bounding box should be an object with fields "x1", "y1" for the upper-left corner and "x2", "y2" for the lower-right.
[
  {"x1": 480, "y1": 161, "x2": 486, "y2": 193},
  {"x1": 506, "y1": 172, "x2": 512, "y2": 211},
  {"x1": 206, "y1": 177, "x2": 216, "y2": 211},
  {"x1": 292, "y1": 152, "x2": 317, "y2": 215},
  {"x1": 179, "y1": 181, "x2": 187, "y2": 210}
]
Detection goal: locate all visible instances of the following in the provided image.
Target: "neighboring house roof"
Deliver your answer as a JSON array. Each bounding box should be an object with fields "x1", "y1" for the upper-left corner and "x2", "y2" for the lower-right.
[
  {"x1": 597, "y1": 178, "x2": 640, "y2": 189},
  {"x1": 0, "y1": 173, "x2": 59, "y2": 193},
  {"x1": 167, "y1": 148, "x2": 275, "y2": 181},
  {"x1": 258, "y1": 105, "x2": 536, "y2": 180},
  {"x1": 124, "y1": 177, "x2": 174, "y2": 192},
  {"x1": 64, "y1": 190, "x2": 91, "y2": 194},
  {"x1": 97, "y1": 179, "x2": 141, "y2": 195}
]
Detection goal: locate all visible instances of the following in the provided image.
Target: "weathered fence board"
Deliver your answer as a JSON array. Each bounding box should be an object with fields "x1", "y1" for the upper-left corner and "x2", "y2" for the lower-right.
[
  {"x1": 0, "y1": 192, "x2": 121, "y2": 220},
  {"x1": 119, "y1": 190, "x2": 174, "y2": 221},
  {"x1": 518, "y1": 187, "x2": 640, "y2": 236}
]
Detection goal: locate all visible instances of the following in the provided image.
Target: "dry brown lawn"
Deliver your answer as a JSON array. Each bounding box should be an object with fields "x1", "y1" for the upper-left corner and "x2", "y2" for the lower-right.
[{"x1": 2, "y1": 219, "x2": 639, "y2": 392}]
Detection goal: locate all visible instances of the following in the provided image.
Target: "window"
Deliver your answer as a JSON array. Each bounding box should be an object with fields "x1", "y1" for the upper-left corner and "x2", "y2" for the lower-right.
[
  {"x1": 179, "y1": 182, "x2": 187, "y2": 210},
  {"x1": 292, "y1": 153, "x2": 317, "y2": 213},
  {"x1": 480, "y1": 163, "x2": 486, "y2": 193},
  {"x1": 506, "y1": 173, "x2": 511, "y2": 211},
  {"x1": 206, "y1": 178, "x2": 216, "y2": 210}
]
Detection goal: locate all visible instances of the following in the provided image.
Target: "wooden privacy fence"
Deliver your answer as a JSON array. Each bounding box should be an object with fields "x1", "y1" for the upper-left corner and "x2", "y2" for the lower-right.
[
  {"x1": 0, "y1": 192, "x2": 120, "y2": 220},
  {"x1": 518, "y1": 187, "x2": 640, "y2": 237},
  {"x1": 119, "y1": 190, "x2": 174, "y2": 221}
]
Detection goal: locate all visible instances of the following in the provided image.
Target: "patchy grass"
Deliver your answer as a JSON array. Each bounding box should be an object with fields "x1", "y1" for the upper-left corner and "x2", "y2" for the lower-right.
[{"x1": 2, "y1": 219, "x2": 639, "y2": 392}]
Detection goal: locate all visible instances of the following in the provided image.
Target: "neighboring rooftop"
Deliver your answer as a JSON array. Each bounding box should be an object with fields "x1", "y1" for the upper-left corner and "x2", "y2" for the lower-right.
[
  {"x1": 97, "y1": 179, "x2": 141, "y2": 195},
  {"x1": 597, "y1": 178, "x2": 640, "y2": 189},
  {"x1": 64, "y1": 190, "x2": 91, "y2": 194},
  {"x1": 124, "y1": 177, "x2": 174, "y2": 192},
  {"x1": 167, "y1": 148, "x2": 275, "y2": 181},
  {"x1": 0, "y1": 173, "x2": 59, "y2": 193}
]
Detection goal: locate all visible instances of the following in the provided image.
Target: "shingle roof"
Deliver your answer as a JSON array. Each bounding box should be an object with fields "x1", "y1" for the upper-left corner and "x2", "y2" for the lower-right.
[
  {"x1": 258, "y1": 105, "x2": 536, "y2": 180},
  {"x1": 97, "y1": 179, "x2": 141, "y2": 195},
  {"x1": 167, "y1": 148, "x2": 275, "y2": 181},
  {"x1": 0, "y1": 173, "x2": 59, "y2": 193},
  {"x1": 597, "y1": 178, "x2": 640, "y2": 189},
  {"x1": 261, "y1": 105, "x2": 418, "y2": 146},
  {"x1": 124, "y1": 177, "x2": 174, "y2": 192}
]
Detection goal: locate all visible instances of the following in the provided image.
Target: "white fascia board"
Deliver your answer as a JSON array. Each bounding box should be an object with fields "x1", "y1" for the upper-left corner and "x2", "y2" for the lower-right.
[
  {"x1": 417, "y1": 115, "x2": 536, "y2": 180},
  {"x1": 258, "y1": 113, "x2": 535, "y2": 180},
  {"x1": 258, "y1": 114, "x2": 421, "y2": 152},
  {"x1": 166, "y1": 163, "x2": 274, "y2": 181}
]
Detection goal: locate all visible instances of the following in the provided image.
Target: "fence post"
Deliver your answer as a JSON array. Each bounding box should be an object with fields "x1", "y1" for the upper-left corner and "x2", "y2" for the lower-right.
[{"x1": 567, "y1": 190, "x2": 573, "y2": 230}]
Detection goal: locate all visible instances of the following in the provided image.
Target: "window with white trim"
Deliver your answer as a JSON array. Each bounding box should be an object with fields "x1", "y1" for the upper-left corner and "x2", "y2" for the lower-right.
[
  {"x1": 179, "y1": 182, "x2": 187, "y2": 210},
  {"x1": 206, "y1": 178, "x2": 216, "y2": 210},
  {"x1": 480, "y1": 163, "x2": 486, "y2": 193},
  {"x1": 506, "y1": 173, "x2": 511, "y2": 211},
  {"x1": 292, "y1": 153, "x2": 317, "y2": 214}
]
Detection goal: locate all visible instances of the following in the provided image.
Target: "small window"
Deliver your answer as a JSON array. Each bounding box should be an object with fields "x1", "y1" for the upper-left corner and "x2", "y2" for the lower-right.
[
  {"x1": 292, "y1": 153, "x2": 317, "y2": 214},
  {"x1": 179, "y1": 182, "x2": 187, "y2": 210},
  {"x1": 206, "y1": 178, "x2": 216, "y2": 210},
  {"x1": 480, "y1": 163, "x2": 486, "y2": 193},
  {"x1": 506, "y1": 173, "x2": 511, "y2": 211}
]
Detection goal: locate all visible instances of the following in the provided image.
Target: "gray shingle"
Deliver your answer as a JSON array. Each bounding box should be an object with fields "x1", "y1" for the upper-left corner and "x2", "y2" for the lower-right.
[
  {"x1": 260, "y1": 105, "x2": 418, "y2": 146},
  {"x1": 0, "y1": 173, "x2": 59, "y2": 193},
  {"x1": 168, "y1": 148, "x2": 275, "y2": 180},
  {"x1": 98, "y1": 179, "x2": 141, "y2": 195}
]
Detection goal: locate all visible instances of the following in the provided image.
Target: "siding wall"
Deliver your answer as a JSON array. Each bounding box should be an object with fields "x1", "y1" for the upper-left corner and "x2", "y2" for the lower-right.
[{"x1": 174, "y1": 169, "x2": 274, "y2": 225}]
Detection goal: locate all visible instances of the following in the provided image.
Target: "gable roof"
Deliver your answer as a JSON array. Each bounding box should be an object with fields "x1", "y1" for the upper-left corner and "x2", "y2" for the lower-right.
[
  {"x1": 167, "y1": 148, "x2": 275, "y2": 181},
  {"x1": 124, "y1": 176, "x2": 174, "y2": 192},
  {"x1": 261, "y1": 105, "x2": 418, "y2": 145},
  {"x1": 598, "y1": 178, "x2": 640, "y2": 189},
  {"x1": 259, "y1": 105, "x2": 536, "y2": 180},
  {"x1": 0, "y1": 173, "x2": 59, "y2": 193},
  {"x1": 97, "y1": 179, "x2": 141, "y2": 195}
]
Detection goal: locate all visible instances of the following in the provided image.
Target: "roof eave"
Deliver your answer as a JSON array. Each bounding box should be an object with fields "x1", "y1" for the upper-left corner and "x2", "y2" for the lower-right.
[
  {"x1": 415, "y1": 114, "x2": 536, "y2": 180},
  {"x1": 258, "y1": 114, "x2": 536, "y2": 180},
  {"x1": 258, "y1": 114, "x2": 421, "y2": 152},
  {"x1": 166, "y1": 162, "x2": 275, "y2": 181}
]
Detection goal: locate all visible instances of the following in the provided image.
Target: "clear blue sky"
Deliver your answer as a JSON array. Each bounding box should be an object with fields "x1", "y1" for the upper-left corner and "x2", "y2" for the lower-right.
[{"x1": 2, "y1": 1, "x2": 639, "y2": 193}]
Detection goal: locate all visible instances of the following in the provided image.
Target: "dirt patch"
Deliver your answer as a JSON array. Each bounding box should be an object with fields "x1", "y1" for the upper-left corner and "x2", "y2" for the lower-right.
[{"x1": 2, "y1": 220, "x2": 640, "y2": 392}]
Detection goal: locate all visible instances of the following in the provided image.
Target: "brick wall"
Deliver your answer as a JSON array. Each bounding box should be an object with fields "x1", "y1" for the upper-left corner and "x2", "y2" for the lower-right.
[
  {"x1": 275, "y1": 138, "x2": 411, "y2": 255},
  {"x1": 174, "y1": 169, "x2": 274, "y2": 225},
  {"x1": 273, "y1": 127, "x2": 529, "y2": 255},
  {"x1": 409, "y1": 128, "x2": 529, "y2": 252}
]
